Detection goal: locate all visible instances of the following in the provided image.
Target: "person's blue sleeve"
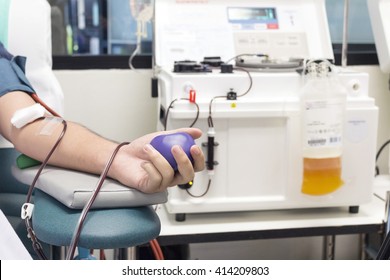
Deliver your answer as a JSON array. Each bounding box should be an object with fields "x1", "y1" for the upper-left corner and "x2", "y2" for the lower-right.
[
  {"x1": 0, "y1": 41, "x2": 13, "y2": 59},
  {"x1": 0, "y1": 42, "x2": 35, "y2": 97}
]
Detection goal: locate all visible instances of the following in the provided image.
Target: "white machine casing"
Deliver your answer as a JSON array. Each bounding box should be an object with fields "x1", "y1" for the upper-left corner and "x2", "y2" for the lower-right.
[
  {"x1": 367, "y1": 0, "x2": 390, "y2": 175},
  {"x1": 155, "y1": 0, "x2": 378, "y2": 216}
]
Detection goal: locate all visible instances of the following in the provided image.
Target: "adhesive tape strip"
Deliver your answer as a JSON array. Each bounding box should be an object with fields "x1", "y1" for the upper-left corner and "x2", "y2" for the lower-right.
[
  {"x1": 39, "y1": 117, "x2": 63, "y2": 136},
  {"x1": 11, "y1": 103, "x2": 46, "y2": 128}
]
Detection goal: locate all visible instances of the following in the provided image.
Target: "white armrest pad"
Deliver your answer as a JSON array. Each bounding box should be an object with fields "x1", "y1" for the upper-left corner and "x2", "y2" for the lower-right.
[{"x1": 11, "y1": 165, "x2": 167, "y2": 209}]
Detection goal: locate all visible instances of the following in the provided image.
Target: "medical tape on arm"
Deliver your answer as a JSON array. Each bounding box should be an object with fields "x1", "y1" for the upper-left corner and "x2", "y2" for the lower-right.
[
  {"x1": 38, "y1": 116, "x2": 63, "y2": 136},
  {"x1": 11, "y1": 103, "x2": 63, "y2": 136},
  {"x1": 11, "y1": 103, "x2": 46, "y2": 128}
]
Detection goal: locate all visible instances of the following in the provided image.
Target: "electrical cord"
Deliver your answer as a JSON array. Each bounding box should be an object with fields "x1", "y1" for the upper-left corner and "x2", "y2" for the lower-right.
[
  {"x1": 375, "y1": 139, "x2": 390, "y2": 176},
  {"x1": 185, "y1": 179, "x2": 211, "y2": 198},
  {"x1": 207, "y1": 95, "x2": 225, "y2": 128},
  {"x1": 233, "y1": 67, "x2": 253, "y2": 98},
  {"x1": 163, "y1": 98, "x2": 200, "y2": 130},
  {"x1": 224, "y1": 53, "x2": 269, "y2": 65},
  {"x1": 207, "y1": 66, "x2": 253, "y2": 128}
]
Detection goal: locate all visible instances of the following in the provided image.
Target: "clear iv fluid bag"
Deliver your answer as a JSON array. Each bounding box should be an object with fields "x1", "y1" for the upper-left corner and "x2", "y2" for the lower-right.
[{"x1": 301, "y1": 61, "x2": 347, "y2": 195}]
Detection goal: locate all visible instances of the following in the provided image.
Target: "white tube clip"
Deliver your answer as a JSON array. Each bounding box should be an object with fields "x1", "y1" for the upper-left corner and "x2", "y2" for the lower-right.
[{"x1": 21, "y1": 203, "x2": 34, "y2": 220}]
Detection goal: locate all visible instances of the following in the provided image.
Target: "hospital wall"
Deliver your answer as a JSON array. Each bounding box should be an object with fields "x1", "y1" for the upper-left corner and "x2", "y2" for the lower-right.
[{"x1": 54, "y1": 65, "x2": 390, "y2": 259}]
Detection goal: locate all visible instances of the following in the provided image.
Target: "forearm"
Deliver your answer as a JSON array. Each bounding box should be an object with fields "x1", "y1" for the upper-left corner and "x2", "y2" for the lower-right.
[
  {"x1": 13, "y1": 119, "x2": 119, "y2": 175},
  {"x1": 0, "y1": 91, "x2": 118, "y2": 175},
  {"x1": 0, "y1": 91, "x2": 205, "y2": 192}
]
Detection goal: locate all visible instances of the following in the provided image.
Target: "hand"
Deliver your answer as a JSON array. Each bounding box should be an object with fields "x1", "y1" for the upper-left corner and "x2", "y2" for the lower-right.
[{"x1": 109, "y1": 128, "x2": 205, "y2": 193}]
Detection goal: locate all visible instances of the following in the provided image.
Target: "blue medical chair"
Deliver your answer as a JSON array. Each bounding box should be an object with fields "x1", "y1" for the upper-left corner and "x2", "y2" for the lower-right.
[
  {"x1": 0, "y1": 148, "x2": 51, "y2": 258},
  {"x1": 12, "y1": 163, "x2": 165, "y2": 260},
  {"x1": 31, "y1": 189, "x2": 161, "y2": 260}
]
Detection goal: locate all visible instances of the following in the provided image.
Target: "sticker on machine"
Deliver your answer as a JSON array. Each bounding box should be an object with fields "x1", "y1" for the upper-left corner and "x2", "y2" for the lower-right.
[{"x1": 345, "y1": 118, "x2": 368, "y2": 143}]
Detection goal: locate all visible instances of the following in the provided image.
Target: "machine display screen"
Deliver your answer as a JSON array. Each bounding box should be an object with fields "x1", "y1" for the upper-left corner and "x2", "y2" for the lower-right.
[{"x1": 227, "y1": 7, "x2": 278, "y2": 28}]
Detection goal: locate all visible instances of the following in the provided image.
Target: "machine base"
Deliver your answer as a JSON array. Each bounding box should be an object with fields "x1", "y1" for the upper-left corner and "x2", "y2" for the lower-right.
[{"x1": 173, "y1": 205, "x2": 361, "y2": 222}]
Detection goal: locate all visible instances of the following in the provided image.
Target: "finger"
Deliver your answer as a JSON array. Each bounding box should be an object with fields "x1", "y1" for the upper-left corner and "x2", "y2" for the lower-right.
[
  {"x1": 172, "y1": 145, "x2": 195, "y2": 183},
  {"x1": 190, "y1": 145, "x2": 205, "y2": 172},
  {"x1": 140, "y1": 162, "x2": 163, "y2": 193},
  {"x1": 143, "y1": 144, "x2": 175, "y2": 189}
]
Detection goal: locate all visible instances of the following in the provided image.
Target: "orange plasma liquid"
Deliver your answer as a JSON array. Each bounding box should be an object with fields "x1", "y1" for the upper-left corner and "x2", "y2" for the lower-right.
[{"x1": 301, "y1": 157, "x2": 344, "y2": 195}]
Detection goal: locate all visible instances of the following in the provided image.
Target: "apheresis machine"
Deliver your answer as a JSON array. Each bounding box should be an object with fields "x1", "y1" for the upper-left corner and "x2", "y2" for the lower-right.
[{"x1": 154, "y1": 0, "x2": 378, "y2": 220}]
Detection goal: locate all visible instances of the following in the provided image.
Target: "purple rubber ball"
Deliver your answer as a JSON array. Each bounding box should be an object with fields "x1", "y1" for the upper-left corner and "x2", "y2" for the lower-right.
[{"x1": 150, "y1": 132, "x2": 195, "y2": 171}]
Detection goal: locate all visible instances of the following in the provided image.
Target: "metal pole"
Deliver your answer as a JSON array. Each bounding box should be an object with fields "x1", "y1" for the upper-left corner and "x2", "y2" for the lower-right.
[
  {"x1": 323, "y1": 235, "x2": 336, "y2": 260},
  {"x1": 341, "y1": 0, "x2": 350, "y2": 67}
]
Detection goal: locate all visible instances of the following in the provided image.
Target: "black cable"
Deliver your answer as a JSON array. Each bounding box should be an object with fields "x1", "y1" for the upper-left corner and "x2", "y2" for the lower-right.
[
  {"x1": 375, "y1": 139, "x2": 390, "y2": 176},
  {"x1": 163, "y1": 98, "x2": 200, "y2": 130},
  {"x1": 376, "y1": 139, "x2": 390, "y2": 161},
  {"x1": 163, "y1": 99, "x2": 177, "y2": 130},
  {"x1": 224, "y1": 53, "x2": 269, "y2": 65},
  {"x1": 207, "y1": 67, "x2": 253, "y2": 128},
  {"x1": 207, "y1": 96, "x2": 225, "y2": 128},
  {"x1": 233, "y1": 67, "x2": 253, "y2": 98},
  {"x1": 186, "y1": 179, "x2": 211, "y2": 198}
]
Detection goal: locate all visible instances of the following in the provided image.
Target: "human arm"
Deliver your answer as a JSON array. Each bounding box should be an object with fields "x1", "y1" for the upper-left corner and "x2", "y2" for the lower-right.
[{"x1": 0, "y1": 91, "x2": 205, "y2": 193}]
